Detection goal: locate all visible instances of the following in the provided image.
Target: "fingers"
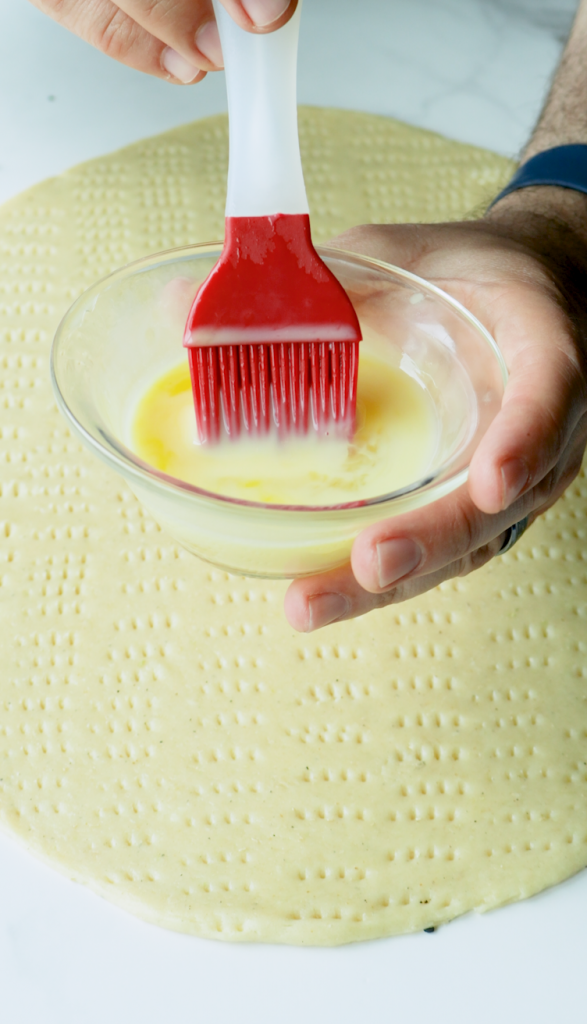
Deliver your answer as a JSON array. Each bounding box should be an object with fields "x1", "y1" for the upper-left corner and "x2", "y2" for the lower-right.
[
  {"x1": 285, "y1": 413, "x2": 587, "y2": 633},
  {"x1": 351, "y1": 410, "x2": 583, "y2": 597},
  {"x1": 284, "y1": 531, "x2": 505, "y2": 632},
  {"x1": 468, "y1": 290, "x2": 587, "y2": 515},
  {"x1": 114, "y1": 0, "x2": 222, "y2": 78},
  {"x1": 133, "y1": 0, "x2": 298, "y2": 78},
  {"x1": 349, "y1": 485, "x2": 521, "y2": 596},
  {"x1": 30, "y1": 0, "x2": 204, "y2": 80},
  {"x1": 30, "y1": 0, "x2": 297, "y2": 82},
  {"x1": 31, "y1": 0, "x2": 179, "y2": 79},
  {"x1": 288, "y1": 220, "x2": 587, "y2": 633},
  {"x1": 284, "y1": 566, "x2": 388, "y2": 632},
  {"x1": 285, "y1": 481, "x2": 517, "y2": 633},
  {"x1": 328, "y1": 222, "x2": 587, "y2": 523},
  {"x1": 220, "y1": 0, "x2": 298, "y2": 32}
]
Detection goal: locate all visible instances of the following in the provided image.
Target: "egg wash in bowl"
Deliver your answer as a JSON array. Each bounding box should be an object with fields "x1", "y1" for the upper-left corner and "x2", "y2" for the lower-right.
[{"x1": 131, "y1": 352, "x2": 438, "y2": 506}]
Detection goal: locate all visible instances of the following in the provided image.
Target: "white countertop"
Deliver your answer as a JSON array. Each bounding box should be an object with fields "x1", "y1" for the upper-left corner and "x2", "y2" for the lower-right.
[
  {"x1": 1, "y1": 1, "x2": 585, "y2": 1022},
  {"x1": 0, "y1": 0, "x2": 575, "y2": 205}
]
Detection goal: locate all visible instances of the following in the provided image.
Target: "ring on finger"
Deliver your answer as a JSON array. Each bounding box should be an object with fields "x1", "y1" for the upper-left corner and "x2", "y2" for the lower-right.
[{"x1": 498, "y1": 516, "x2": 529, "y2": 554}]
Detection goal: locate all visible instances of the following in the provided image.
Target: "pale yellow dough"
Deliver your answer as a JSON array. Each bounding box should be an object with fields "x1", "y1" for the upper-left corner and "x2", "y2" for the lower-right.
[{"x1": 1, "y1": 109, "x2": 587, "y2": 945}]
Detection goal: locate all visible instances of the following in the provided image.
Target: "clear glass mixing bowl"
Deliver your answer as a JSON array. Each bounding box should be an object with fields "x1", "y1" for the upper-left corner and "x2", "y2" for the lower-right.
[{"x1": 51, "y1": 243, "x2": 507, "y2": 578}]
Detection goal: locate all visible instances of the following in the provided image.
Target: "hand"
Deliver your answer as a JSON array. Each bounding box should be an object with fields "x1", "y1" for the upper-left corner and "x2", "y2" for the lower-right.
[
  {"x1": 285, "y1": 203, "x2": 587, "y2": 631},
  {"x1": 28, "y1": 0, "x2": 296, "y2": 83}
]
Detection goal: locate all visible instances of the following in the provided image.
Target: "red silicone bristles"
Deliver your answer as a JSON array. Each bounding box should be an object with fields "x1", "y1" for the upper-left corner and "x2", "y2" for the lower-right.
[
  {"x1": 318, "y1": 342, "x2": 329, "y2": 428},
  {"x1": 258, "y1": 344, "x2": 271, "y2": 433},
  {"x1": 189, "y1": 339, "x2": 360, "y2": 443},
  {"x1": 280, "y1": 343, "x2": 291, "y2": 434},
  {"x1": 309, "y1": 342, "x2": 319, "y2": 431},
  {"x1": 289, "y1": 343, "x2": 299, "y2": 430},
  {"x1": 239, "y1": 345, "x2": 251, "y2": 433},
  {"x1": 188, "y1": 347, "x2": 220, "y2": 444},
  {"x1": 249, "y1": 344, "x2": 261, "y2": 431},
  {"x1": 188, "y1": 347, "x2": 204, "y2": 442},
  {"x1": 331, "y1": 342, "x2": 340, "y2": 422},
  {"x1": 210, "y1": 349, "x2": 222, "y2": 442},
  {"x1": 288, "y1": 343, "x2": 310, "y2": 432},
  {"x1": 350, "y1": 340, "x2": 359, "y2": 418},
  {"x1": 299, "y1": 342, "x2": 310, "y2": 432},
  {"x1": 218, "y1": 345, "x2": 240, "y2": 439},
  {"x1": 268, "y1": 344, "x2": 280, "y2": 431},
  {"x1": 340, "y1": 341, "x2": 350, "y2": 421},
  {"x1": 229, "y1": 346, "x2": 240, "y2": 435},
  {"x1": 269, "y1": 343, "x2": 293, "y2": 435}
]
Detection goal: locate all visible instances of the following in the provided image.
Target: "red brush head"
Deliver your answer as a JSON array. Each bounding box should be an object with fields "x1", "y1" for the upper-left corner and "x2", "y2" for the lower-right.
[{"x1": 184, "y1": 214, "x2": 361, "y2": 443}]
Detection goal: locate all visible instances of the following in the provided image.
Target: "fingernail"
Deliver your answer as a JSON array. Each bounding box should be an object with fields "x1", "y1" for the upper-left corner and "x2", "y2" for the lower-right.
[
  {"x1": 161, "y1": 46, "x2": 201, "y2": 83},
  {"x1": 307, "y1": 593, "x2": 349, "y2": 631},
  {"x1": 195, "y1": 21, "x2": 223, "y2": 67},
  {"x1": 241, "y1": 0, "x2": 290, "y2": 27},
  {"x1": 501, "y1": 458, "x2": 528, "y2": 509},
  {"x1": 376, "y1": 538, "x2": 421, "y2": 589}
]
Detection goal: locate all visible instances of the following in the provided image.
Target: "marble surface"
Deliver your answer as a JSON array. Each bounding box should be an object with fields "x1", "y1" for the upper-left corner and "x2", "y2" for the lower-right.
[
  {"x1": 0, "y1": 0, "x2": 579, "y2": 205},
  {"x1": 2, "y1": 1, "x2": 587, "y2": 1022}
]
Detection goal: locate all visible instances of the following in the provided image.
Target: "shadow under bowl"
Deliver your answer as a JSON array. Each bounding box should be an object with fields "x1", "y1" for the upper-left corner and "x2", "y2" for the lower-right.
[{"x1": 51, "y1": 243, "x2": 507, "y2": 578}]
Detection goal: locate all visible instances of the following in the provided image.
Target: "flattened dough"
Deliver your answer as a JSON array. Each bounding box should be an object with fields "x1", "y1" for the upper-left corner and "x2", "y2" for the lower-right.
[{"x1": 1, "y1": 109, "x2": 586, "y2": 944}]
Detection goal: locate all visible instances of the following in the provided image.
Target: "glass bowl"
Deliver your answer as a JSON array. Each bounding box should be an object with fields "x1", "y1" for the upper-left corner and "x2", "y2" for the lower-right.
[{"x1": 51, "y1": 243, "x2": 507, "y2": 578}]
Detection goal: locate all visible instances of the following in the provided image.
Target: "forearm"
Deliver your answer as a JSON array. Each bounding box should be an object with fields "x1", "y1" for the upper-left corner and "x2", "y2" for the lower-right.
[
  {"x1": 486, "y1": 1, "x2": 587, "y2": 336},
  {"x1": 524, "y1": 0, "x2": 587, "y2": 159},
  {"x1": 487, "y1": 0, "x2": 587, "y2": 240}
]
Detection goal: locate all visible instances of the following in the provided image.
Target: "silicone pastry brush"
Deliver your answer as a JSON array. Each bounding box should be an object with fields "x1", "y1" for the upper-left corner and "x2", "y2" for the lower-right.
[{"x1": 183, "y1": 0, "x2": 362, "y2": 443}]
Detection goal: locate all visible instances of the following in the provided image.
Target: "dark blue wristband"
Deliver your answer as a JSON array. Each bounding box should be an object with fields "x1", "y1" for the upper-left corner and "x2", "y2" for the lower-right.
[{"x1": 489, "y1": 144, "x2": 587, "y2": 208}]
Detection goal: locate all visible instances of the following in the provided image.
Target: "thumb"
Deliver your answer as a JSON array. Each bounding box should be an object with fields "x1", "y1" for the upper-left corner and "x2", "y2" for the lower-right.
[
  {"x1": 468, "y1": 292, "x2": 587, "y2": 514},
  {"x1": 220, "y1": 0, "x2": 298, "y2": 31}
]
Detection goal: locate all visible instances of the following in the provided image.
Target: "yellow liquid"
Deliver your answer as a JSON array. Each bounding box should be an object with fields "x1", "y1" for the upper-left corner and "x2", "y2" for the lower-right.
[{"x1": 131, "y1": 354, "x2": 437, "y2": 505}]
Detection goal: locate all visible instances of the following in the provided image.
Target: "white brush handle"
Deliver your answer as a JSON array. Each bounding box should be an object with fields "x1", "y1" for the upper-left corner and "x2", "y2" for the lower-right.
[{"x1": 212, "y1": 0, "x2": 309, "y2": 217}]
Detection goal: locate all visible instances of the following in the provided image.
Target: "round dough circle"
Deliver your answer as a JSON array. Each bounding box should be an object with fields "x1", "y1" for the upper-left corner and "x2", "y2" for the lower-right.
[{"x1": 1, "y1": 109, "x2": 586, "y2": 945}]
